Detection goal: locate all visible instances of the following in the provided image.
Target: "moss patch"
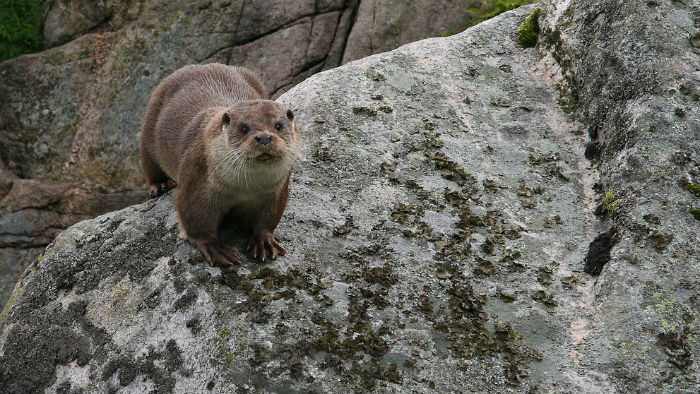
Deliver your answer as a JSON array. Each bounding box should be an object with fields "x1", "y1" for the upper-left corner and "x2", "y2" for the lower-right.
[
  {"x1": 0, "y1": 0, "x2": 45, "y2": 62},
  {"x1": 517, "y1": 7, "x2": 541, "y2": 48},
  {"x1": 690, "y1": 208, "x2": 700, "y2": 221},
  {"x1": 600, "y1": 188, "x2": 621, "y2": 218}
]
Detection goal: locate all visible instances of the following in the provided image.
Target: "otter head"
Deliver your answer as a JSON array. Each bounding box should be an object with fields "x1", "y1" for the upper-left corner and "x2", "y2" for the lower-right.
[{"x1": 210, "y1": 100, "x2": 301, "y2": 188}]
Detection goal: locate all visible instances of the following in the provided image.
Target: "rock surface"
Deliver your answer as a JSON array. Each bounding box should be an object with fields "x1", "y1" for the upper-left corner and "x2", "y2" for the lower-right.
[
  {"x1": 0, "y1": 0, "x2": 482, "y2": 307},
  {"x1": 539, "y1": 0, "x2": 700, "y2": 390},
  {"x1": 1, "y1": 2, "x2": 699, "y2": 393},
  {"x1": 341, "y1": 0, "x2": 481, "y2": 63}
]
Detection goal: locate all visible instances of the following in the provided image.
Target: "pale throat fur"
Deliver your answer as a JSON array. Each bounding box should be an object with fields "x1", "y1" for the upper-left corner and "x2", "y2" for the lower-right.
[{"x1": 205, "y1": 110, "x2": 300, "y2": 197}]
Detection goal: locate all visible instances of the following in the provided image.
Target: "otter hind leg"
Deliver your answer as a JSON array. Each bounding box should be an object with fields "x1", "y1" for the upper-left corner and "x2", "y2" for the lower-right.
[{"x1": 141, "y1": 150, "x2": 176, "y2": 198}]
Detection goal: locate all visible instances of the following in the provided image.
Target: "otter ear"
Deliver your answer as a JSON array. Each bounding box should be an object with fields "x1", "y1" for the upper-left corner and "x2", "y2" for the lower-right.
[
  {"x1": 222, "y1": 112, "x2": 231, "y2": 126},
  {"x1": 286, "y1": 109, "x2": 294, "y2": 121}
]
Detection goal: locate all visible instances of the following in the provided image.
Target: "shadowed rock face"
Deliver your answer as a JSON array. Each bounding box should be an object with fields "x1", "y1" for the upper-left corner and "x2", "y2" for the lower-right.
[
  {"x1": 1, "y1": 1, "x2": 699, "y2": 393},
  {"x1": 0, "y1": 0, "x2": 481, "y2": 306},
  {"x1": 539, "y1": 0, "x2": 700, "y2": 389}
]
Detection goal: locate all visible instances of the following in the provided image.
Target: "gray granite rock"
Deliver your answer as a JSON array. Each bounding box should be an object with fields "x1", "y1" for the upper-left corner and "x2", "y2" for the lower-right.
[
  {"x1": 538, "y1": 0, "x2": 700, "y2": 391},
  {"x1": 1, "y1": 1, "x2": 698, "y2": 393}
]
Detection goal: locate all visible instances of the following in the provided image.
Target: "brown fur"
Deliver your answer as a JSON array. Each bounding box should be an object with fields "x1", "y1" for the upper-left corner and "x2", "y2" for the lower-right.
[{"x1": 140, "y1": 63, "x2": 300, "y2": 266}]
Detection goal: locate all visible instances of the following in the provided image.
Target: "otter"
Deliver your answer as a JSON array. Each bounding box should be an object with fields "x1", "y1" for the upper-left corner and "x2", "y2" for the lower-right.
[{"x1": 139, "y1": 63, "x2": 301, "y2": 266}]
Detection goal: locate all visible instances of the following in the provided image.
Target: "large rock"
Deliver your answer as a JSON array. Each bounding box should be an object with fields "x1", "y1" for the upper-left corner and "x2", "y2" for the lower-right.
[
  {"x1": 2, "y1": 0, "x2": 484, "y2": 190},
  {"x1": 0, "y1": 0, "x2": 481, "y2": 305},
  {"x1": 2, "y1": 2, "x2": 699, "y2": 393},
  {"x1": 1, "y1": 5, "x2": 574, "y2": 392}
]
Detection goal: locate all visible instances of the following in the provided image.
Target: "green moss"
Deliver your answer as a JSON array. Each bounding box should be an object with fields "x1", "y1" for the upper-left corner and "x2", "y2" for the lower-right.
[
  {"x1": 0, "y1": 0, "x2": 45, "y2": 62},
  {"x1": 352, "y1": 106, "x2": 378, "y2": 117},
  {"x1": 0, "y1": 282, "x2": 24, "y2": 323},
  {"x1": 517, "y1": 7, "x2": 541, "y2": 48},
  {"x1": 638, "y1": 146, "x2": 653, "y2": 157},
  {"x1": 536, "y1": 266, "x2": 554, "y2": 286},
  {"x1": 440, "y1": 0, "x2": 540, "y2": 36},
  {"x1": 557, "y1": 89, "x2": 576, "y2": 114},
  {"x1": 688, "y1": 183, "x2": 700, "y2": 199},
  {"x1": 224, "y1": 352, "x2": 234, "y2": 366},
  {"x1": 516, "y1": 184, "x2": 539, "y2": 208},
  {"x1": 602, "y1": 189, "x2": 621, "y2": 218},
  {"x1": 690, "y1": 208, "x2": 700, "y2": 221},
  {"x1": 608, "y1": 336, "x2": 648, "y2": 361},
  {"x1": 531, "y1": 290, "x2": 557, "y2": 313}
]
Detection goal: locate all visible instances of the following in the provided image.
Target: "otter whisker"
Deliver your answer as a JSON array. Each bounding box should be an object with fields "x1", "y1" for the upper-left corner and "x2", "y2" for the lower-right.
[{"x1": 218, "y1": 148, "x2": 246, "y2": 183}]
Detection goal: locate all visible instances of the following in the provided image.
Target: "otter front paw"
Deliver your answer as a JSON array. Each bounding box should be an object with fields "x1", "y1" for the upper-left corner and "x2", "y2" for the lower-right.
[
  {"x1": 196, "y1": 240, "x2": 240, "y2": 267},
  {"x1": 246, "y1": 232, "x2": 286, "y2": 262},
  {"x1": 149, "y1": 179, "x2": 177, "y2": 198}
]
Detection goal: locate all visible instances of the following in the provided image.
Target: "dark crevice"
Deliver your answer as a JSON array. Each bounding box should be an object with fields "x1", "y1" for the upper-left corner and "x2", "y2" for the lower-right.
[
  {"x1": 369, "y1": 0, "x2": 377, "y2": 54},
  {"x1": 85, "y1": 14, "x2": 115, "y2": 37},
  {"x1": 317, "y1": 3, "x2": 357, "y2": 71},
  {"x1": 1, "y1": 242, "x2": 52, "y2": 250},
  {"x1": 312, "y1": 8, "x2": 343, "y2": 71},
  {"x1": 338, "y1": 0, "x2": 361, "y2": 65},
  {"x1": 0, "y1": 227, "x2": 62, "y2": 237},
  {"x1": 227, "y1": 0, "x2": 247, "y2": 64},
  {"x1": 240, "y1": 8, "x2": 345, "y2": 47},
  {"x1": 584, "y1": 228, "x2": 618, "y2": 276},
  {"x1": 303, "y1": 14, "x2": 316, "y2": 60}
]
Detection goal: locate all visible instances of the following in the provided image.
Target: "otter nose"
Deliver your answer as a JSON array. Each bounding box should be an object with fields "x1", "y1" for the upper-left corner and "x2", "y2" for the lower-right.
[{"x1": 255, "y1": 133, "x2": 274, "y2": 145}]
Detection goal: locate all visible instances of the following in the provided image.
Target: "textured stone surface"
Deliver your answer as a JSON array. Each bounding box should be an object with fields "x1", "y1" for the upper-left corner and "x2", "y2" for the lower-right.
[
  {"x1": 1, "y1": 5, "x2": 584, "y2": 393},
  {"x1": 0, "y1": 174, "x2": 144, "y2": 306},
  {"x1": 42, "y1": 0, "x2": 116, "y2": 46},
  {"x1": 0, "y1": 1, "x2": 482, "y2": 299},
  {"x1": 2, "y1": 1, "x2": 700, "y2": 393},
  {"x1": 0, "y1": 248, "x2": 41, "y2": 314},
  {"x1": 538, "y1": 0, "x2": 700, "y2": 390},
  {"x1": 341, "y1": 0, "x2": 481, "y2": 63}
]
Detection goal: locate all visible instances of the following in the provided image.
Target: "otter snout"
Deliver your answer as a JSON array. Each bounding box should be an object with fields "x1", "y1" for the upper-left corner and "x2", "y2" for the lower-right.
[{"x1": 255, "y1": 133, "x2": 274, "y2": 145}]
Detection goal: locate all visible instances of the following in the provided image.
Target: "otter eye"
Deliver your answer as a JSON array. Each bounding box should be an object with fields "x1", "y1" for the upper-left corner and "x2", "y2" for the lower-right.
[
  {"x1": 239, "y1": 124, "x2": 250, "y2": 134},
  {"x1": 274, "y1": 122, "x2": 282, "y2": 131},
  {"x1": 222, "y1": 113, "x2": 230, "y2": 126}
]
